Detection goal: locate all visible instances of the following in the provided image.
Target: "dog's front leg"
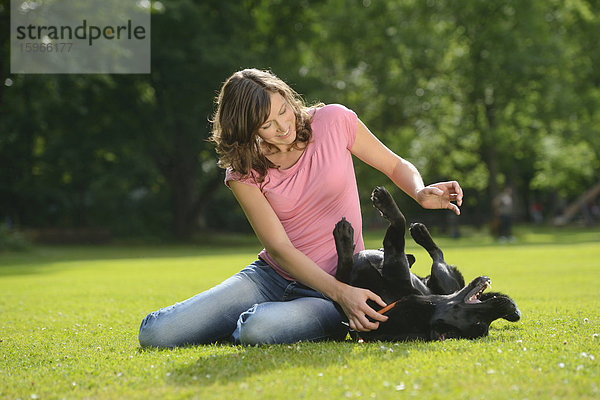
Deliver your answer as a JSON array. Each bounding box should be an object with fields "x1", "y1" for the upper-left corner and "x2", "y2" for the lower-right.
[
  {"x1": 371, "y1": 187, "x2": 416, "y2": 292},
  {"x1": 333, "y1": 217, "x2": 355, "y2": 284}
]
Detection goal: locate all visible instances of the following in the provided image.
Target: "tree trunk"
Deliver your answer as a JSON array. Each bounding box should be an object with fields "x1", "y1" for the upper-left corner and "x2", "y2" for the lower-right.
[{"x1": 156, "y1": 121, "x2": 222, "y2": 240}]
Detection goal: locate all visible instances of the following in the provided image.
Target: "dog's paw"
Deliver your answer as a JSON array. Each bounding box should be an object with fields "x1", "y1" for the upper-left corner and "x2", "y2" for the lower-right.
[
  {"x1": 334, "y1": 217, "x2": 354, "y2": 240},
  {"x1": 334, "y1": 217, "x2": 355, "y2": 254},
  {"x1": 371, "y1": 187, "x2": 404, "y2": 224},
  {"x1": 410, "y1": 223, "x2": 434, "y2": 247},
  {"x1": 371, "y1": 186, "x2": 393, "y2": 213}
]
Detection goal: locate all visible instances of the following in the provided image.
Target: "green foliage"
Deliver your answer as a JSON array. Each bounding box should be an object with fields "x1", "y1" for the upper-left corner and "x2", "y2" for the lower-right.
[
  {"x1": 531, "y1": 135, "x2": 597, "y2": 196},
  {"x1": 1, "y1": 229, "x2": 599, "y2": 399},
  {"x1": 0, "y1": 224, "x2": 30, "y2": 251},
  {"x1": 1, "y1": 0, "x2": 600, "y2": 237}
]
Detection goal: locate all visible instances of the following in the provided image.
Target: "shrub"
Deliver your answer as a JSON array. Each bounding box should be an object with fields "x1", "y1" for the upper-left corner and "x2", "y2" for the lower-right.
[{"x1": 0, "y1": 224, "x2": 30, "y2": 251}]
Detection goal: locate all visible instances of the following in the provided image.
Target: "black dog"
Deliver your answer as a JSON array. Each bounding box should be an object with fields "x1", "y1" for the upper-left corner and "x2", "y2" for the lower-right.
[{"x1": 334, "y1": 186, "x2": 520, "y2": 341}]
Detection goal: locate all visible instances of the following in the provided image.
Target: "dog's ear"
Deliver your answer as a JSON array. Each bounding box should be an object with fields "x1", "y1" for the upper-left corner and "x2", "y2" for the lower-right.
[{"x1": 407, "y1": 254, "x2": 416, "y2": 268}]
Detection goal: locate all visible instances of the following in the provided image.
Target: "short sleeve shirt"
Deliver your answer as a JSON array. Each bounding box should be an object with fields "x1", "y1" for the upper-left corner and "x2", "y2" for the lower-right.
[{"x1": 225, "y1": 104, "x2": 364, "y2": 280}]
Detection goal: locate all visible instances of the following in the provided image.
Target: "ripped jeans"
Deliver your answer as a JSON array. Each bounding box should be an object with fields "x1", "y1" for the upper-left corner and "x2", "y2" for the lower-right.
[{"x1": 138, "y1": 259, "x2": 347, "y2": 347}]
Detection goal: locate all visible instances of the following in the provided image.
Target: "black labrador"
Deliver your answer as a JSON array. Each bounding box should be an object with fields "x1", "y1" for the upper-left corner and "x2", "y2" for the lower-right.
[{"x1": 334, "y1": 186, "x2": 521, "y2": 341}]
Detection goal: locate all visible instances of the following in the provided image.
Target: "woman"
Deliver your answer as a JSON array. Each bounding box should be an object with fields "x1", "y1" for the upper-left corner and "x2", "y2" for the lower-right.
[{"x1": 138, "y1": 68, "x2": 463, "y2": 347}]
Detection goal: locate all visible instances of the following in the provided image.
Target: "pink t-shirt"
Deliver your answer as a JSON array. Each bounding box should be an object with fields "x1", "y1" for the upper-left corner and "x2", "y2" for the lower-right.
[{"x1": 225, "y1": 104, "x2": 365, "y2": 280}]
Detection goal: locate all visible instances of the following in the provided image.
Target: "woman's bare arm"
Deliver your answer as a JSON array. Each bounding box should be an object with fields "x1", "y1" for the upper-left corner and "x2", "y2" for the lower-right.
[{"x1": 351, "y1": 119, "x2": 463, "y2": 214}]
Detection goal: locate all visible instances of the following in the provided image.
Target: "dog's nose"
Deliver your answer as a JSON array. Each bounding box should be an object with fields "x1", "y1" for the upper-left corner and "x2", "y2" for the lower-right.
[{"x1": 503, "y1": 308, "x2": 521, "y2": 322}]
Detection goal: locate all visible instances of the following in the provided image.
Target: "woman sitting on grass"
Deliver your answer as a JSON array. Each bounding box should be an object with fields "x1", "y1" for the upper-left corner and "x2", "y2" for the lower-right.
[{"x1": 138, "y1": 68, "x2": 463, "y2": 347}]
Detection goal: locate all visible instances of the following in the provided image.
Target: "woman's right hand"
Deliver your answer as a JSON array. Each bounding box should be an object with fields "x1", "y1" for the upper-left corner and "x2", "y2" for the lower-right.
[{"x1": 334, "y1": 283, "x2": 389, "y2": 332}]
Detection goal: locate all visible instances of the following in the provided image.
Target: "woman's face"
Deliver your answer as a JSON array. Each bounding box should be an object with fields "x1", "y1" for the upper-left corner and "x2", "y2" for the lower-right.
[{"x1": 257, "y1": 91, "x2": 296, "y2": 151}]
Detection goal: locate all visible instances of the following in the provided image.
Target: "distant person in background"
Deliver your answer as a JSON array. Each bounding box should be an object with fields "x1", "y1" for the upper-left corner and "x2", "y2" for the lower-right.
[
  {"x1": 138, "y1": 68, "x2": 463, "y2": 347},
  {"x1": 447, "y1": 211, "x2": 460, "y2": 239},
  {"x1": 530, "y1": 201, "x2": 544, "y2": 224},
  {"x1": 591, "y1": 201, "x2": 600, "y2": 223},
  {"x1": 495, "y1": 186, "x2": 514, "y2": 242}
]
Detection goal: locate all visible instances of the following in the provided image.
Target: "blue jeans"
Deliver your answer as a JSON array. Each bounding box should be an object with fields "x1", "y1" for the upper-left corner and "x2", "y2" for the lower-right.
[{"x1": 138, "y1": 260, "x2": 347, "y2": 347}]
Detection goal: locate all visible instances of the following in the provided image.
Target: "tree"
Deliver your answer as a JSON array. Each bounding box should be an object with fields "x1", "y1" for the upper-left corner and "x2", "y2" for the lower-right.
[{"x1": 2, "y1": 0, "x2": 599, "y2": 239}]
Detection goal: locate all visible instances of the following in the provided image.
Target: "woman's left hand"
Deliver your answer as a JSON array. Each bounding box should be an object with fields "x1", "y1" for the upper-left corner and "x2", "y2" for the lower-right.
[{"x1": 416, "y1": 181, "x2": 463, "y2": 215}]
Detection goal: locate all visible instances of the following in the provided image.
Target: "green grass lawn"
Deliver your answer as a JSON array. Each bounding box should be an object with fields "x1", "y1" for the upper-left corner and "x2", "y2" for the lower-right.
[{"x1": 1, "y1": 226, "x2": 599, "y2": 399}]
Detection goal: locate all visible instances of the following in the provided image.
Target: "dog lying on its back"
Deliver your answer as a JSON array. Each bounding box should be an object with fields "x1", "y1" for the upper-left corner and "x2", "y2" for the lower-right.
[{"x1": 334, "y1": 186, "x2": 521, "y2": 341}]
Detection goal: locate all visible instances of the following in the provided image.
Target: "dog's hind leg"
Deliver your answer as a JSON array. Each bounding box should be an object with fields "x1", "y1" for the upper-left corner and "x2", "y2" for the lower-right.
[
  {"x1": 333, "y1": 217, "x2": 355, "y2": 284},
  {"x1": 410, "y1": 222, "x2": 464, "y2": 294},
  {"x1": 410, "y1": 222, "x2": 445, "y2": 263},
  {"x1": 371, "y1": 187, "x2": 415, "y2": 290}
]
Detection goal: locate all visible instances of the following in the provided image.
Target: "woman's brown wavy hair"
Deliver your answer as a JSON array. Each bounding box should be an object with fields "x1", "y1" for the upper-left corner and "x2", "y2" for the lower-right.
[{"x1": 209, "y1": 69, "x2": 317, "y2": 183}]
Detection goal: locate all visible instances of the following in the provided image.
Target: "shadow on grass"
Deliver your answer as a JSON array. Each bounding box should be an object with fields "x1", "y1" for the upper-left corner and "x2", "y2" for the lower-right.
[
  {"x1": 164, "y1": 341, "x2": 404, "y2": 386},
  {"x1": 0, "y1": 243, "x2": 262, "y2": 277},
  {"x1": 162, "y1": 324, "x2": 524, "y2": 388},
  {"x1": 399, "y1": 225, "x2": 600, "y2": 250}
]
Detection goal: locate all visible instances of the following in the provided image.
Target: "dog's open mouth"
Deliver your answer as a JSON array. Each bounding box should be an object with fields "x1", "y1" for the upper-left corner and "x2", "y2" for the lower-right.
[{"x1": 465, "y1": 279, "x2": 492, "y2": 304}]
